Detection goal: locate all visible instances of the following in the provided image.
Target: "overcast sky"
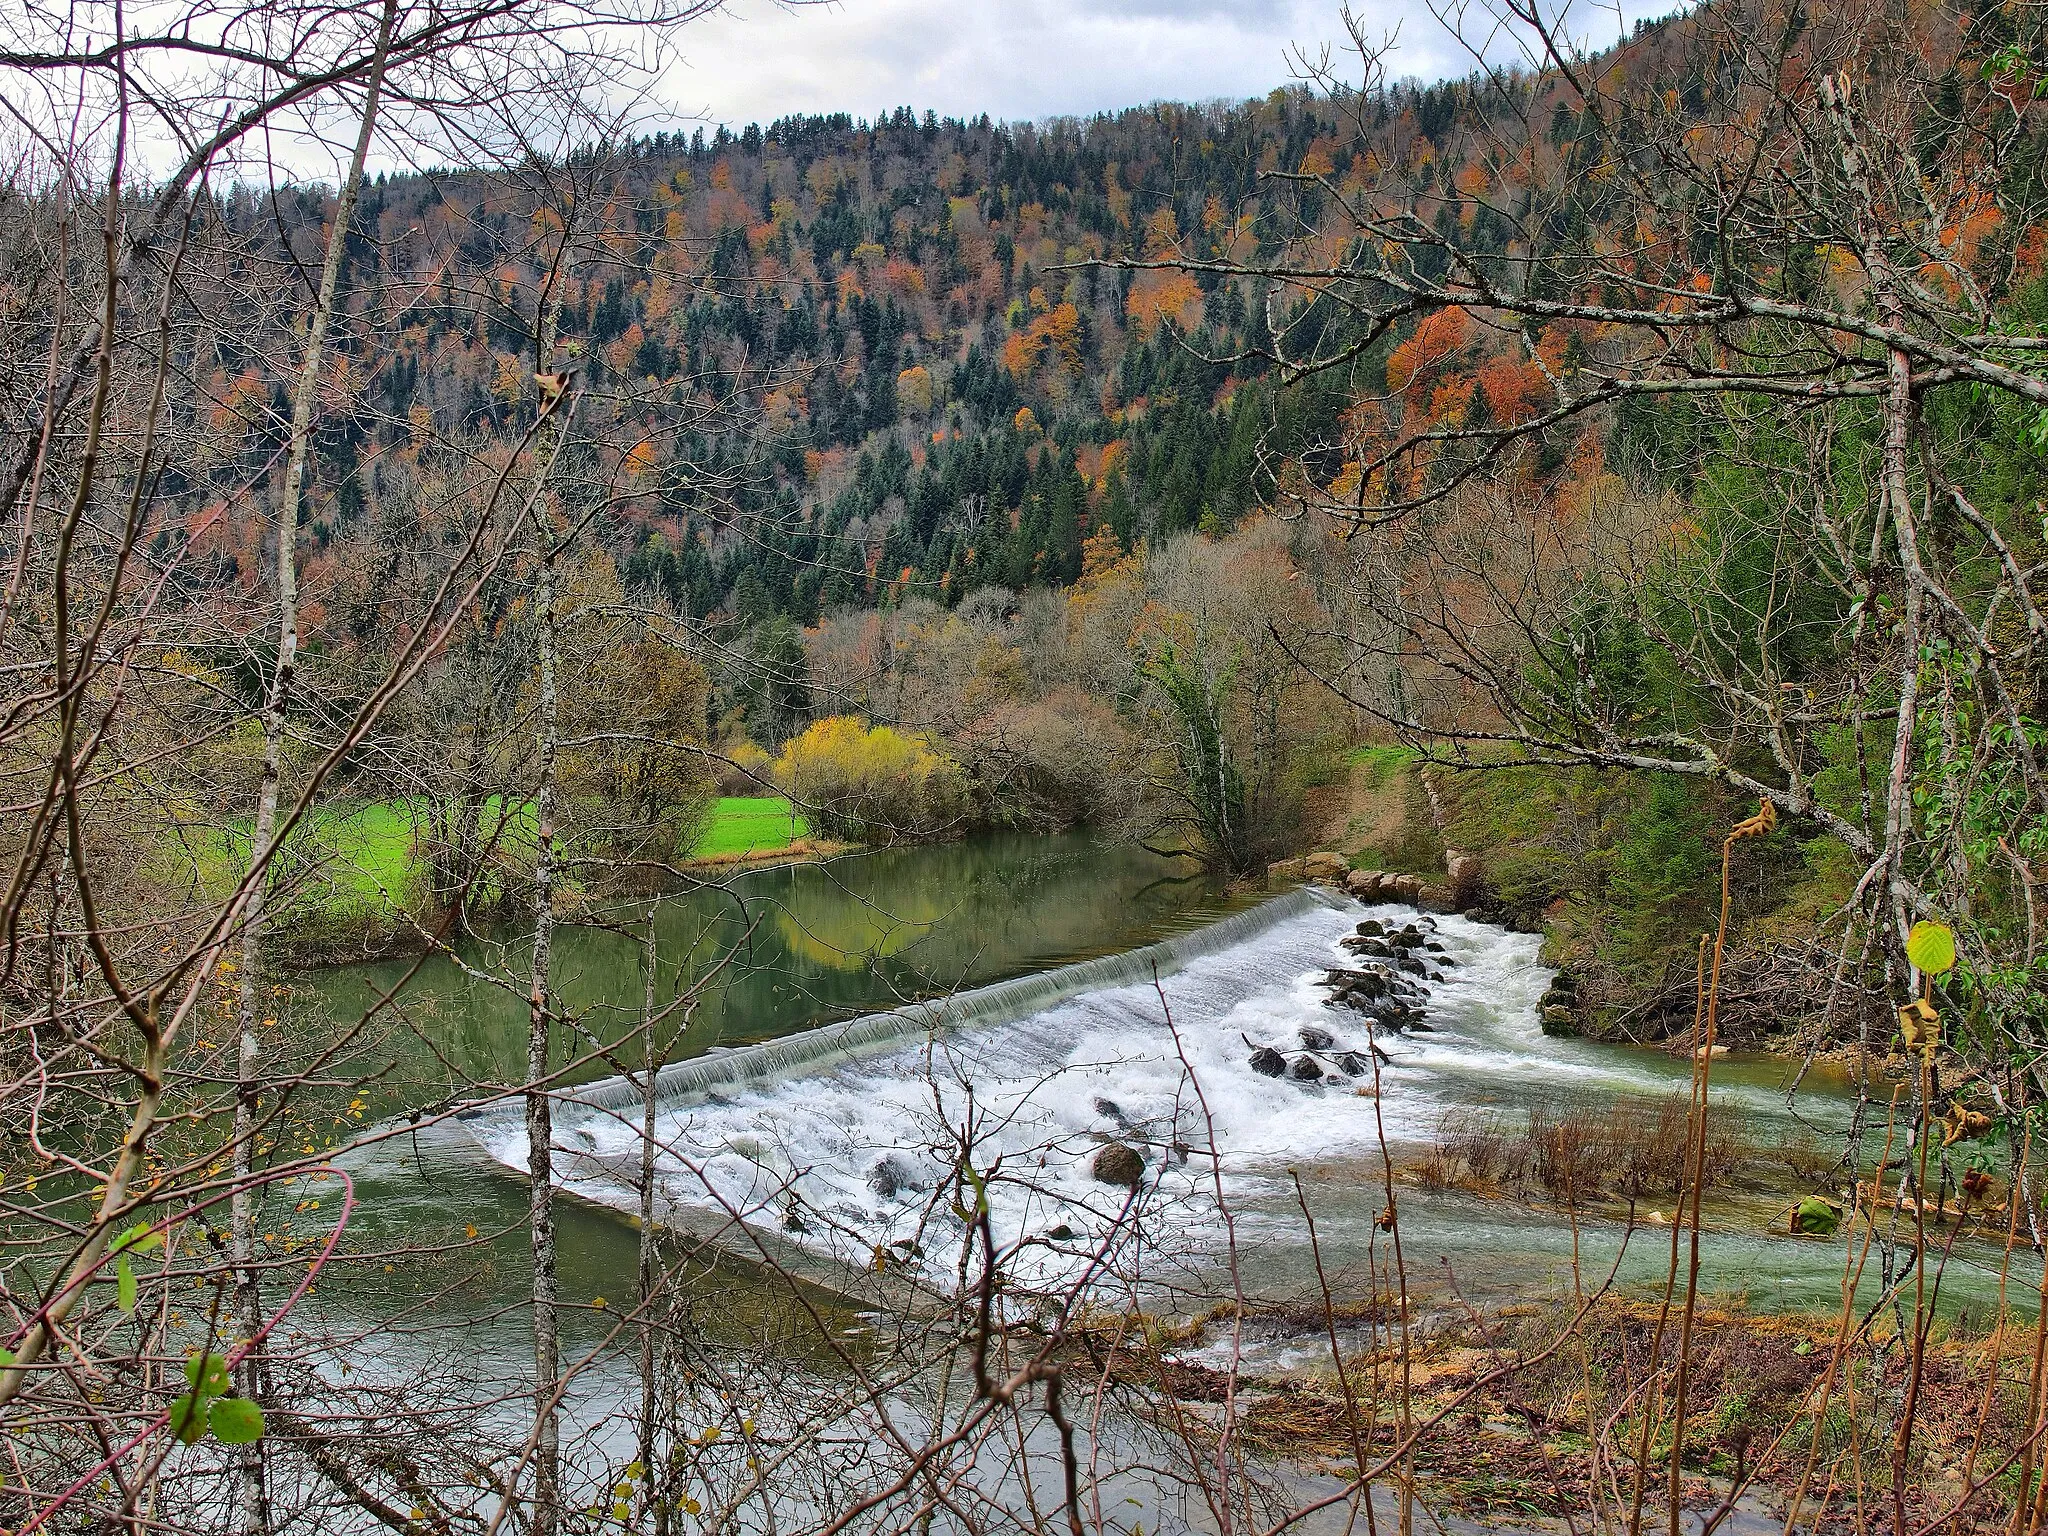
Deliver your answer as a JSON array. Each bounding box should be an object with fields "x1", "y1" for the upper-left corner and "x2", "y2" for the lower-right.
[{"x1": 660, "y1": 0, "x2": 1506, "y2": 132}]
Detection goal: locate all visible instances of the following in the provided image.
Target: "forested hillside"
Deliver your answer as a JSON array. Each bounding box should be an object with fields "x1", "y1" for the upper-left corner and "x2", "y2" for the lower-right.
[
  {"x1": 84, "y1": 0, "x2": 2048, "y2": 1009},
  {"x1": 194, "y1": 87, "x2": 1497, "y2": 630}
]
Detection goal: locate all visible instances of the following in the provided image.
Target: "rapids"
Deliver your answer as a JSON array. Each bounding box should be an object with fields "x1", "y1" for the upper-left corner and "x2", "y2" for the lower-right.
[{"x1": 452, "y1": 890, "x2": 1964, "y2": 1313}]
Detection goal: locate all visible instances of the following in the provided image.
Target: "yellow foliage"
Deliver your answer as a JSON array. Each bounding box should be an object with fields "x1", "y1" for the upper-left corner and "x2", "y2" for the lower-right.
[
  {"x1": 771, "y1": 717, "x2": 967, "y2": 843},
  {"x1": 897, "y1": 365, "x2": 934, "y2": 417}
]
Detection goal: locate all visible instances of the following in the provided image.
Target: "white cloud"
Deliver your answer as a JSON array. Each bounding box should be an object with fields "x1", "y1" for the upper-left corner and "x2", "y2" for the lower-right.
[{"x1": 659, "y1": 0, "x2": 1486, "y2": 130}]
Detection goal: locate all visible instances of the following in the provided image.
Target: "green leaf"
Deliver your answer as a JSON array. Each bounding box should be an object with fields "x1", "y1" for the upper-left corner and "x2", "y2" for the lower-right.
[
  {"x1": 185, "y1": 1352, "x2": 230, "y2": 1396},
  {"x1": 208, "y1": 1396, "x2": 265, "y2": 1444},
  {"x1": 111, "y1": 1222, "x2": 161, "y2": 1255},
  {"x1": 1907, "y1": 920, "x2": 1957, "y2": 976},
  {"x1": 168, "y1": 1394, "x2": 208, "y2": 1445},
  {"x1": 0, "y1": 1346, "x2": 14, "y2": 1369},
  {"x1": 117, "y1": 1253, "x2": 137, "y2": 1313}
]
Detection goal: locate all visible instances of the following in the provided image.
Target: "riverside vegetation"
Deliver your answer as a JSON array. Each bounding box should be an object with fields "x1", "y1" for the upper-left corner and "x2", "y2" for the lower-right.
[{"x1": 5, "y1": 0, "x2": 2048, "y2": 1530}]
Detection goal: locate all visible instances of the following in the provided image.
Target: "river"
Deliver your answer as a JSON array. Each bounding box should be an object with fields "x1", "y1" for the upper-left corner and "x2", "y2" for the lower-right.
[{"x1": 295, "y1": 828, "x2": 2024, "y2": 1361}]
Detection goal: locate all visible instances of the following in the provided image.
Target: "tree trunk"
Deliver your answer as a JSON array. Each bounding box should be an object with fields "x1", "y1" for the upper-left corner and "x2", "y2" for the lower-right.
[
  {"x1": 637, "y1": 905, "x2": 668, "y2": 1536},
  {"x1": 527, "y1": 299, "x2": 570, "y2": 1536},
  {"x1": 227, "y1": 8, "x2": 396, "y2": 1531}
]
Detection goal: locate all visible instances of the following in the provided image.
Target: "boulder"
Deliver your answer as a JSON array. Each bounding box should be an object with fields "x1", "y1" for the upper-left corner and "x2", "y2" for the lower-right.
[
  {"x1": 1303, "y1": 850, "x2": 1350, "y2": 884},
  {"x1": 1539, "y1": 1004, "x2": 1579, "y2": 1037},
  {"x1": 1345, "y1": 868, "x2": 1381, "y2": 897},
  {"x1": 1091, "y1": 1143, "x2": 1147, "y2": 1190},
  {"x1": 1288, "y1": 1054, "x2": 1325, "y2": 1081},
  {"x1": 1248, "y1": 1046, "x2": 1288, "y2": 1077},
  {"x1": 868, "y1": 1156, "x2": 910, "y2": 1198},
  {"x1": 1445, "y1": 852, "x2": 1484, "y2": 905},
  {"x1": 1334, "y1": 1051, "x2": 1370, "y2": 1076},
  {"x1": 1299, "y1": 1024, "x2": 1335, "y2": 1051},
  {"x1": 1355, "y1": 918, "x2": 1386, "y2": 937},
  {"x1": 1393, "y1": 874, "x2": 1425, "y2": 904},
  {"x1": 1267, "y1": 857, "x2": 1308, "y2": 888},
  {"x1": 1091, "y1": 1096, "x2": 1131, "y2": 1128},
  {"x1": 1419, "y1": 884, "x2": 1459, "y2": 914}
]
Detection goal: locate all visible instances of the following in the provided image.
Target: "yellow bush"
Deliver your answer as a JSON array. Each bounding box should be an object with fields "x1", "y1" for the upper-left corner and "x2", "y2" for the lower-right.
[{"x1": 771, "y1": 716, "x2": 967, "y2": 843}]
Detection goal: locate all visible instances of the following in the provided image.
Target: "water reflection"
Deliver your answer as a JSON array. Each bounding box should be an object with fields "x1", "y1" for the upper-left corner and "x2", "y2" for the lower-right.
[{"x1": 305, "y1": 832, "x2": 1240, "y2": 1104}]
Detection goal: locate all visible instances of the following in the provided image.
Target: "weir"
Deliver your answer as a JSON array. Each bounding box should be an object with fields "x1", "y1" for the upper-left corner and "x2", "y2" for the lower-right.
[{"x1": 560, "y1": 886, "x2": 1345, "y2": 1118}]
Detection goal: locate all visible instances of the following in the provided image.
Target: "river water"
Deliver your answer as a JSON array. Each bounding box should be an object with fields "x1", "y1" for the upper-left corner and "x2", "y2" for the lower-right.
[{"x1": 304, "y1": 830, "x2": 2025, "y2": 1344}]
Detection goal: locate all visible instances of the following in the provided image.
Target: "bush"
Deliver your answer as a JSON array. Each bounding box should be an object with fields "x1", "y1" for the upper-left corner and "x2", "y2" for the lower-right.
[
  {"x1": 717, "y1": 739, "x2": 775, "y2": 796},
  {"x1": 771, "y1": 716, "x2": 969, "y2": 843}
]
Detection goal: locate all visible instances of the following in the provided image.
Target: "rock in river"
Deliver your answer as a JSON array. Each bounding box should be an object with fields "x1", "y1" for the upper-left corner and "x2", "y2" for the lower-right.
[{"x1": 1092, "y1": 1142, "x2": 1146, "y2": 1190}]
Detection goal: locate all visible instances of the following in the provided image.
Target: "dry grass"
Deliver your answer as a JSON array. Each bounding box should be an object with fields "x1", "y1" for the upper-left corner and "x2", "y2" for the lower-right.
[{"x1": 1418, "y1": 1092, "x2": 1752, "y2": 1205}]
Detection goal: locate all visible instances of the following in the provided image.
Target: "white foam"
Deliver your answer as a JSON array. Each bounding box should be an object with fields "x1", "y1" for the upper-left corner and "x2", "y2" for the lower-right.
[{"x1": 467, "y1": 903, "x2": 1598, "y2": 1289}]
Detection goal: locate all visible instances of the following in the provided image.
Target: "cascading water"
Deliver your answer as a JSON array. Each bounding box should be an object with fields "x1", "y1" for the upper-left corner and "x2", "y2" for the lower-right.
[
  {"x1": 463, "y1": 893, "x2": 1571, "y2": 1291},
  {"x1": 437, "y1": 885, "x2": 2000, "y2": 1315},
  {"x1": 555, "y1": 885, "x2": 1347, "y2": 1119}
]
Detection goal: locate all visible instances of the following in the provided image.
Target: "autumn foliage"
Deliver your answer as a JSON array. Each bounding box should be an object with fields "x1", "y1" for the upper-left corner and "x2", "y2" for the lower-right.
[{"x1": 770, "y1": 716, "x2": 968, "y2": 842}]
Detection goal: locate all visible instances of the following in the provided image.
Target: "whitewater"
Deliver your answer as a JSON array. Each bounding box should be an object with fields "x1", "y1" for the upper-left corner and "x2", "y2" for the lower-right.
[
  {"x1": 423, "y1": 889, "x2": 1969, "y2": 1316},
  {"x1": 462, "y1": 891, "x2": 1581, "y2": 1288}
]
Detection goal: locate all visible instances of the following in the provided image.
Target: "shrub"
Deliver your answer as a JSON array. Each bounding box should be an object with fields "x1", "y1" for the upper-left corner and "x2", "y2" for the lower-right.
[
  {"x1": 771, "y1": 716, "x2": 969, "y2": 843},
  {"x1": 717, "y1": 739, "x2": 774, "y2": 796}
]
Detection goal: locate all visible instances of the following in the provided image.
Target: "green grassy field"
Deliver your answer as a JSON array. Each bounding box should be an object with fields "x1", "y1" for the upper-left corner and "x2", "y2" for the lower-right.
[
  {"x1": 184, "y1": 795, "x2": 810, "y2": 923},
  {"x1": 695, "y1": 796, "x2": 809, "y2": 858}
]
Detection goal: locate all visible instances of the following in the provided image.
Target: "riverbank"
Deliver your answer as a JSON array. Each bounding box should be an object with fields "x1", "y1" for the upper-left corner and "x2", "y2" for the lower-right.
[
  {"x1": 1075, "y1": 1289, "x2": 2019, "y2": 1530},
  {"x1": 187, "y1": 795, "x2": 820, "y2": 964},
  {"x1": 1296, "y1": 745, "x2": 1863, "y2": 1053}
]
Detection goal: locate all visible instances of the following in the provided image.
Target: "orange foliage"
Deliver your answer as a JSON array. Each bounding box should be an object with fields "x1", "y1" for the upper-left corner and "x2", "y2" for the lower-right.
[
  {"x1": 1125, "y1": 269, "x2": 1203, "y2": 337},
  {"x1": 1079, "y1": 523, "x2": 1123, "y2": 581},
  {"x1": 881, "y1": 257, "x2": 927, "y2": 297},
  {"x1": 1475, "y1": 357, "x2": 1549, "y2": 425},
  {"x1": 803, "y1": 446, "x2": 848, "y2": 484},
  {"x1": 1002, "y1": 328, "x2": 1044, "y2": 382},
  {"x1": 1003, "y1": 302, "x2": 1083, "y2": 382},
  {"x1": 1429, "y1": 375, "x2": 1476, "y2": 424},
  {"x1": 606, "y1": 322, "x2": 644, "y2": 379},
  {"x1": 2016, "y1": 223, "x2": 2048, "y2": 281},
  {"x1": 1142, "y1": 207, "x2": 1181, "y2": 257},
  {"x1": 1385, "y1": 307, "x2": 1469, "y2": 393}
]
